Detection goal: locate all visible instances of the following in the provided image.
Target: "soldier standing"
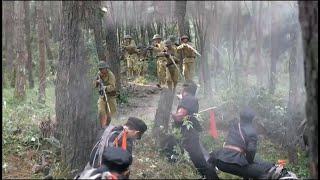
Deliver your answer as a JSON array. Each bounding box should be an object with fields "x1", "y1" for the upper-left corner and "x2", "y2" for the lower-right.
[
  {"x1": 177, "y1": 35, "x2": 197, "y2": 81},
  {"x1": 151, "y1": 34, "x2": 167, "y2": 88},
  {"x1": 94, "y1": 61, "x2": 117, "y2": 128},
  {"x1": 162, "y1": 39, "x2": 180, "y2": 91},
  {"x1": 121, "y1": 35, "x2": 138, "y2": 79}
]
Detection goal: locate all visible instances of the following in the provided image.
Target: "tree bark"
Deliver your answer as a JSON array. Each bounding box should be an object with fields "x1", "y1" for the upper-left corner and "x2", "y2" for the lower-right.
[
  {"x1": 153, "y1": 89, "x2": 174, "y2": 144},
  {"x1": 4, "y1": 1, "x2": 16, "y2": 88},
  {"x1": 86, "y1": 1, "x2": 106, "y2": 62},
  {"x1": 24, "y1": 1, "x2": 34, "y2": 89},
  {"x1": 253, "y1": 1, "x2": 264, "y2": 86},
  {"x1": 175, "y1": 1, "x2": 187, "y2": 37},
  {"x1": 104, "y1": 2, "x2": 121, "y2": 91},
  {"x1": 56, "y1": 1, "x2": 97, "y2": 172},
  {"x1": 269, "y1": 9, "x2": 279, "y2": 94},
  {"x1": 14, "y1": 2, "x2": 27, "y2": 100},
  {"x1": 37, "y1": 2, "x2": 46, "y2": 103},
  {"x1": 298, "y1": 1, "x2": 318, "y2": 178}
]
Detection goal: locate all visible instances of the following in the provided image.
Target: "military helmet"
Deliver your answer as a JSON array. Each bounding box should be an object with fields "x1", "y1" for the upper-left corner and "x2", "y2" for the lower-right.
[
  {"x1": 168, "y1": 35, "x2": 176, "y2": 42},
  {"x1": 124, "y1": 34, "x2": 132, "y2": 39},
  {"x1": 180, "y1": 35, "x2": 189, "y2": 41},
  {"x1": 164, "y1": 39, "x2": 172, "y2": 47},
  {"x1": 98, "y1": 61, "x2": 109, "y2": 69},
  {"x1": 152, "y1": 34, "x2": 162, "y2": 40}
]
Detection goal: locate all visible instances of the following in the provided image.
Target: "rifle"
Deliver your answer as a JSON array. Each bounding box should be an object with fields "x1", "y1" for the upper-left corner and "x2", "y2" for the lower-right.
[
  {"x1": 164, "y1": 47, "x2": 184, "y2": 80},
  {"x1": 96, "y1": 73, "x2": 111, "y2": 113},
  {"x1": 177, "y1": 43, "x2": 201, "y2": 57}
]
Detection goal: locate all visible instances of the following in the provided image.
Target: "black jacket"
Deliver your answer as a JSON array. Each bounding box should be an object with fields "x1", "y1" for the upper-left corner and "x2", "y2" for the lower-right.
[
  {"x1": 175, "y1": 94, "x2": 203, "y2": 132},
  {"x1": 217, "y1": 119, "x2": 258, "y2": 166}
]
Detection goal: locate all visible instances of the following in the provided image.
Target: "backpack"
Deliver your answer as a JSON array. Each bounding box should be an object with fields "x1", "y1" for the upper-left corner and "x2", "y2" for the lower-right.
[{"x1": 89, "y1": 125, "x2": 129, "y2": 168}]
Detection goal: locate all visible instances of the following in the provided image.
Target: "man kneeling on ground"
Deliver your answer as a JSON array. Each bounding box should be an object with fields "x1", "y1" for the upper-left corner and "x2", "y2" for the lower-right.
[{"x1": 208, "y1": 106, "x2": 298, "y2": 179}]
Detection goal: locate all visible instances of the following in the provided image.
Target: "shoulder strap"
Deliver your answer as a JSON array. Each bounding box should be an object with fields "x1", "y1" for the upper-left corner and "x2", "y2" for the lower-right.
[{"x1": 238, "y1": 122, "x2": 246, "y2": 145}]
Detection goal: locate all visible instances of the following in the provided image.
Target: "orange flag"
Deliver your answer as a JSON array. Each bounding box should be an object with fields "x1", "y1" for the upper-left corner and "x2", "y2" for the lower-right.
[{"x1": 209, "y1": 110, "x2": 218, "y2": 139}]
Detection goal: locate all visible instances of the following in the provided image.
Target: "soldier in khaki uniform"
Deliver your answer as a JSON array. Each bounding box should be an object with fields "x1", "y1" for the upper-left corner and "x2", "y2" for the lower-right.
[
  {"x1": 177, "y1": 35, "x2": 197, "y2": 81},
  {"x1": 151, "y1": 34, "x2": 167, "y2": 88},
  {"x1": 162, "y1": 40, "x2": 180, "y2": 91},
  {"x1": 136, "y1": 45, "x2": 148, "y2": 77},
  {"x1": 94, "y1": 61, "x2": 117, "y2": 128},
  {"x1": 121, "y1": 35, "x2": 138, "y2": 79}
]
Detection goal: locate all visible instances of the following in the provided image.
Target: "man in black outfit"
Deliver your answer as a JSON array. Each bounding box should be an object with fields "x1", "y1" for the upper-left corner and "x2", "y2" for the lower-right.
[
  {"x1": 171, "y1": 81, "x2": 219, "y2": 179},
  {"x1": 208, "y1": 106, "x2": 297, "y2": 179}
]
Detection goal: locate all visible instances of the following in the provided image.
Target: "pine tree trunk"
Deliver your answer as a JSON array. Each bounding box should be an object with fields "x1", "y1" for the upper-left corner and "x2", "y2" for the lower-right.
[
  {"x1": 153, "y1": 89, "x2": 174, "y2": 144},
  {"x1": 298, "y1": 2, "x2": 318, "y2": 178},
  {"x1": 37, "y1": 2, "x2": 46, "y2": 103},
  {"x1": 55, "y1": 1, "x2": 97, "y2": 172},
  {"x1": 4, "y1": 1, "x2": 16, "y2": 88},
  {"x1": 24, "y1": 1, "x2": 34, "y2": 89},
  {"x1": 175, "y1": 1, "x2": 187, "y2": 37},
  {"x1": 86, "y1": 1, "x2": 106, "y2": 62},
  {"x1": 104, "y1": 2, "x2": 121, "y2": 91},
  {"x1": 14, "y1": 1, "x2": 27, "y2": 100}
]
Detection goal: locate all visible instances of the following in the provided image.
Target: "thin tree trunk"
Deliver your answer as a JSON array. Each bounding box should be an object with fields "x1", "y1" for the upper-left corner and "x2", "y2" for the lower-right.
[
  {"x1": 253, "y1": 1, "x2": 264, "y2": 86},
  {"x1": 4, "y1": 1, "x2": 16, "y2": 88},
  {"x1": 24, "y1": 1, "x2": 34, "y2": 89},
  {"x1": 104, "y1": 1, "x2": 121, "y2": 91},
  {"x1": 15, "y1": 2, "x2": 27, "y2": 100},
  {"x1": 87, "y1": 1, "x2": 106, "y2": 62},
  {"x1": 269, "y1": 9, "x2": 279, "y2": 94},
  {"x1": 298, "y1": 2, "x2": 318, "y2": 178},
  {"x1": 175, "y1": 1, "x2": 187, "y2": 37},
  {"x1": 37, "y1": 2, "x2": 46, "y2": 103},
  {"x1": 56, "y1": 1, "x2": 97, "y2": 172}
]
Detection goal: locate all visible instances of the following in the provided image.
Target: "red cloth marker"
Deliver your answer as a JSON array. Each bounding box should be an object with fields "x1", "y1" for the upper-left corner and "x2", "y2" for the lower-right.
[{"x1": 209, "y1": 110, "x2": 218, "y2": 139}]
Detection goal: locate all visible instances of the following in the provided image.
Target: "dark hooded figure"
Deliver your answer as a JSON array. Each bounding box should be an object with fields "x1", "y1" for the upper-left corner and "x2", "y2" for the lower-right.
[{"x1": 208, "y1": 106, "x2": 298, "y2": 179}]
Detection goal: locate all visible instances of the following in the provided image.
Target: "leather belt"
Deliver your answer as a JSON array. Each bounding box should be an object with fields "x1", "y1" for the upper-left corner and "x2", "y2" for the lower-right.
[{"x1": 223, "y1": 143, "x2": 245, "y2": 153}]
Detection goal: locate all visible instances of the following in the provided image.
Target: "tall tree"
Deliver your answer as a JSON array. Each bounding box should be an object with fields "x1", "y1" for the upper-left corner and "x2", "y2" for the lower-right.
[
  {"x1": 14, "y1": 2, "x2": 27, "y2": 100},
  {"x1": 103, "y1": 1, "x2": 121, "y2": 90},
  {"x1": 269, "y1": 5, "x2": 280, "y2": 94},
  {"x1": 298, "y1": 1, "x2": 318, "y2": 178},
  {"x1": 24, "y1": 1, "x2": 34, "y2": 89},
  {"x1": 55, "y1": 1, "x2": 97, "y2": 171},
  {"x1": 37, "y1": 2, "x2": 46, "y2": 103},
  {"x1": 253, "y1": 1, "x2": 265, "y2": 86},
  {"x1": 192, "y1": 1, "x2": 212, "y2": 96},
  {"x1": 4, "y1": 1, "x2": 16, "y2": 88},
  {"x1": 175, "y1": 1, "x2": 187, "y2": 37},
  {"x1": 86, "y1": 1, "x2": 106, "y2": 62}
]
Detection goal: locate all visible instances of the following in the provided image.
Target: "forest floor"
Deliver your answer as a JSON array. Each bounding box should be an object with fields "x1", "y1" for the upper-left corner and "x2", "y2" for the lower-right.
[{"x1": 2, "y1": 79, "x2": 310, "y2": 179}]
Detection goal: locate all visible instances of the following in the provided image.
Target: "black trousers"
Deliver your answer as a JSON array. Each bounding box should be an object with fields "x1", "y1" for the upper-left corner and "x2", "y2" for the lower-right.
[
  {"x1": 216, "y1": 159, "x2": 273, "y2": 179},
  {"x1": 182, "y1": 128, "x2": 219, "y2": 179}
]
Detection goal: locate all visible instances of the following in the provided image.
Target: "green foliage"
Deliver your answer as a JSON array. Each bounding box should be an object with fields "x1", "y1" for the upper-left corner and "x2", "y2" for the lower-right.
[
  {"x1": 147, "y1": 56, "x2": 157, "y2": 77},
  {"x1": 117, "y1": 88, "x2": 129, "y2": 104},
  {"x1": 2, "y1": 84, "x2": 55, "y2": 161}
]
